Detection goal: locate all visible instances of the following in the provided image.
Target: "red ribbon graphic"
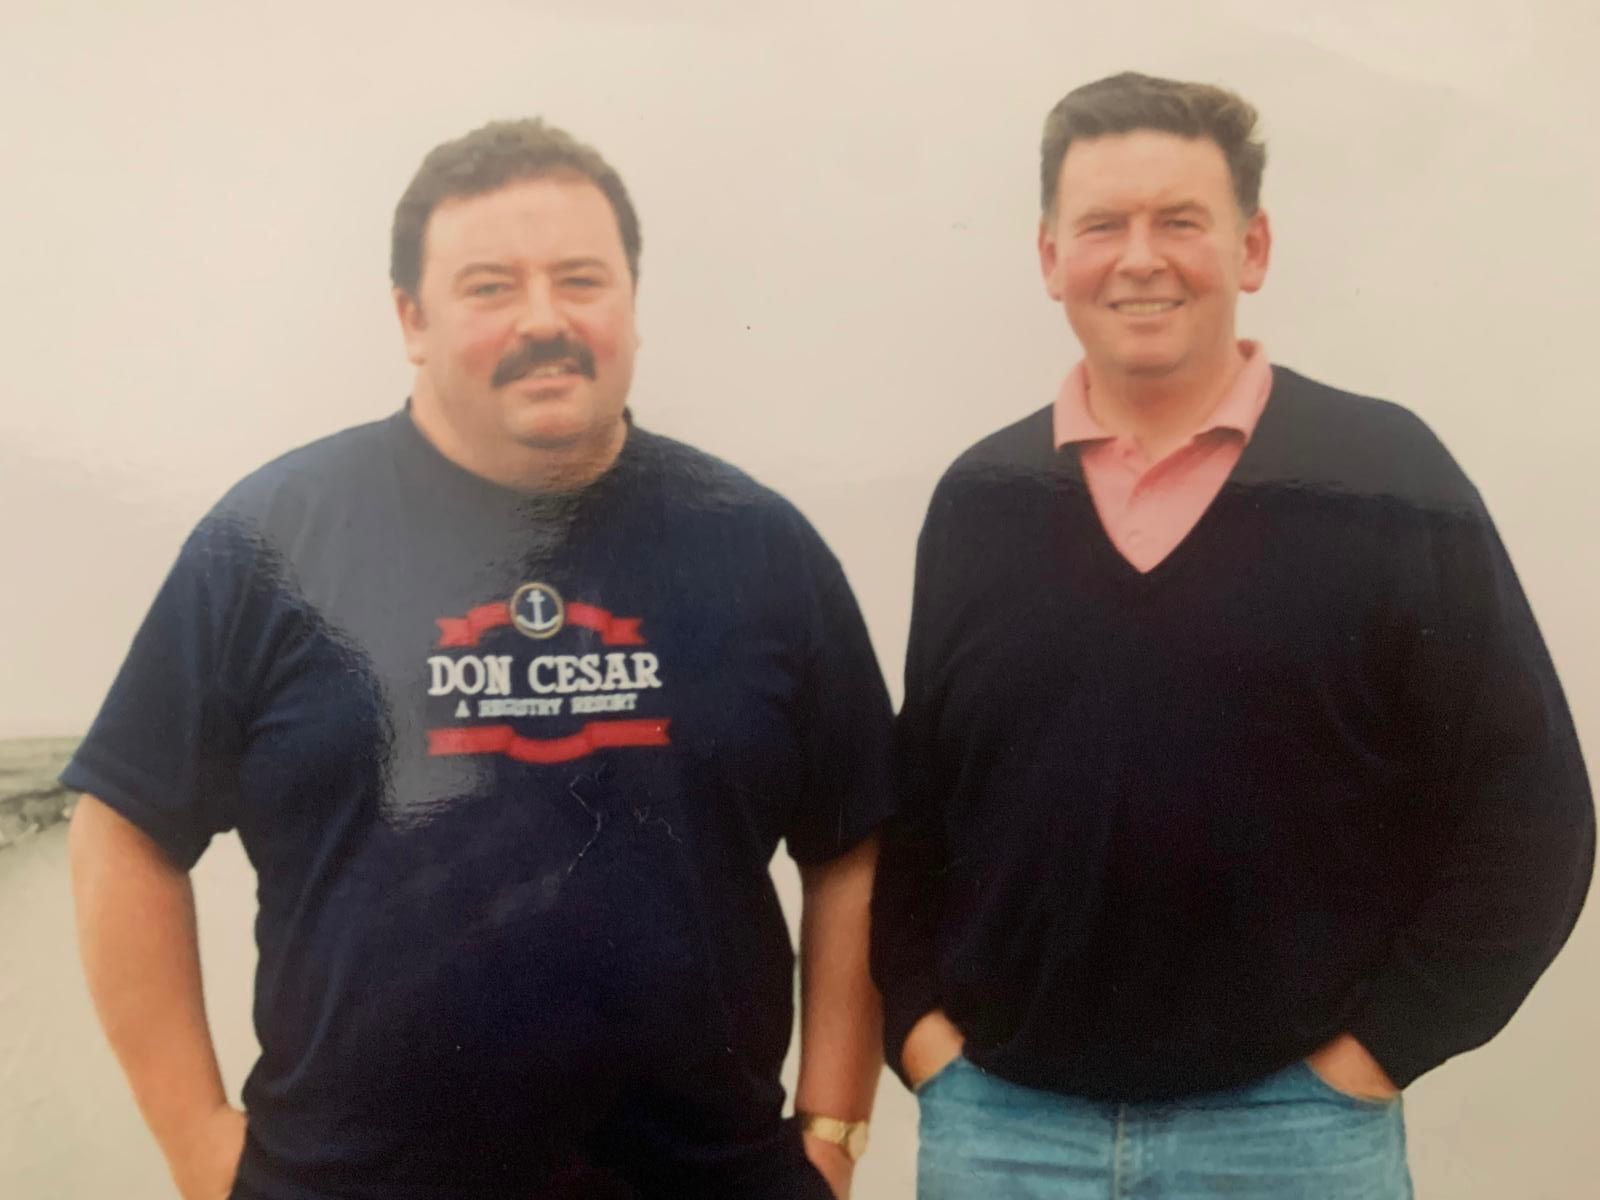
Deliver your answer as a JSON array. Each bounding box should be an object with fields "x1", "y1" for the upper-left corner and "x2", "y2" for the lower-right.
[
  {"x1": 427, "y1": 719, "x2": 672, "y2": 764},
  {"x1": 435, "y1": 603, "x2": 513, "y2": 648},
  {"x1": 434, "y1": 601, "x2": 646, "y2": 648},
  {"x1": 566, "y1": 603, "x2": 646, "y2": 645}
]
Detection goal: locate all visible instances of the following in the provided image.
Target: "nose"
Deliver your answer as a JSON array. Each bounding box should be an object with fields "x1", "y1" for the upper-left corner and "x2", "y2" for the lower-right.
[
  {"x1": 1116, "y1": 221, "x2": 1165, "y2": 279},
  {"x1": 513, "y1": 278, "x2": 568, "y2": 340}
]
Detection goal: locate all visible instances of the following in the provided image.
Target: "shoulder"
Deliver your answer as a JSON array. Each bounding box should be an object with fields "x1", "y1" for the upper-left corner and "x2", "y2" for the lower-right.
[
  {"x1": 943, "y1": 405, "x2": 1057, "y2": 484},
  {"x1": 219, "y1": 415, "x2": 395, "y2": 512},
  {"x1": 164, "y1": 416, "x2": 396, "y2": 582},
  {"x1": 212, "y1": 415, "x2": 395, "y2": 531},
  {"x1": 1251, "y1": 366, "x2": 1479, "y2": 513},
  {"x1": 628, "y1": 424, "x2": 819, "y2": 535},
  {"x1": 917, "y1": 404, "x2": 1061, "y2": 537},
  {"x1": 626, "y1": 424, "x2": 854, "y2": 596}
]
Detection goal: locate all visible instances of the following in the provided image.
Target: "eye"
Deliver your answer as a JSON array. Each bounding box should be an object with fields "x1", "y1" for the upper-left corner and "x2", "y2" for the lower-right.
[
  {"x1": 1165, "y1": 218, "x2": 1201, "y2": 230},
  {"x1": 468, "y1": 281, "x2": 510, "y2": 297},
  {"x1": 561, "y1": 276, "x2": 603, "y2": 289}
]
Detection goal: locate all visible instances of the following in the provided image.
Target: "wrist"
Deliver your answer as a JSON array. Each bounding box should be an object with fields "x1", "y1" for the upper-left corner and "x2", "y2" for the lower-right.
[
  {"x1": 802, "y1": 1131, "x2": 857, "y2": 1163},
  {"x1": 152, "y1": 1097, "x2": 227, "y2": 1140},
  {"x1": 797, "y1": 1112, "x2": 870, "y2": 1163},
  {"x1": 157, "y1": 1100, "x2": 238, "y2": 1159}
]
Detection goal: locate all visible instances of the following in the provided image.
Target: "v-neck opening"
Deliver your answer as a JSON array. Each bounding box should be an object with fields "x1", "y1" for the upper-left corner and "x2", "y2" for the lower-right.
[{"x1": 1054, "y1": 385, "x2": 1285, "y2": 594}]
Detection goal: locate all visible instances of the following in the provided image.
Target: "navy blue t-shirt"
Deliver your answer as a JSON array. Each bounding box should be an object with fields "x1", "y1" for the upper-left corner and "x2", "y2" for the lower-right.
[{"x1": 63, "y1": 408, "x2": 894, "y2": 1199}]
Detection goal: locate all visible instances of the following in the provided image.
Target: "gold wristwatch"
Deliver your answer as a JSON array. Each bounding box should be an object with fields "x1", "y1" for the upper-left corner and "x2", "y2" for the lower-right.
[{"x1": 797, "y1": 1112, "x2": 870, "y2": 1162}]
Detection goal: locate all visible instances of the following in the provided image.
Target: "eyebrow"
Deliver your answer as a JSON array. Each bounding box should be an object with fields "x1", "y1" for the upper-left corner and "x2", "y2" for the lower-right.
[
  {"x1": 1073, "y1": 199, "x2": 1213, "y2": 225},
  {"x1": 453, "y1": 262, "x2": 516, "y2": 284},
  {"x1": 452, "y1": 256, "x2": 614, "y2": 283},
  {"x1": 548, "y1": 257, "x2": 612, "y2": 273}
]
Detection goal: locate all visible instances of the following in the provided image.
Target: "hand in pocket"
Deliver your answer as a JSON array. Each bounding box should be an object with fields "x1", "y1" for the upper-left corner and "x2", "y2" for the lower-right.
[
  {"x1": 1304, "y1": 1034, "x2": 1400, "y2": 1103},
  {"x1": 904, "y1": 1010, "x2": 966, "y2": 1092},
  {"x1": 169, "y1": 1104, "x2": 247, "y2": 1200}
]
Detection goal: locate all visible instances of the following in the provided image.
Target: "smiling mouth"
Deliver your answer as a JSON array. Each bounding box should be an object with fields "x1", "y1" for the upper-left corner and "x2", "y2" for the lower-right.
[
  {"x1": 522, "y1": 361, "x2": 585, "y2": 379},
  {"x1": 1110, "y1": 300, "x2": 1182, "y2": 315}
]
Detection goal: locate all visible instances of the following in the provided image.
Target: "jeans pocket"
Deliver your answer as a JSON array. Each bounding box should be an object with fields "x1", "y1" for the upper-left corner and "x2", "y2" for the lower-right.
[
  {"x1": 913, "y1": 1051, "x2": 967, "y2": 1098},
  {"x1": 1296, "y1": 1059, "x2": 1400, "y2": 1109}
]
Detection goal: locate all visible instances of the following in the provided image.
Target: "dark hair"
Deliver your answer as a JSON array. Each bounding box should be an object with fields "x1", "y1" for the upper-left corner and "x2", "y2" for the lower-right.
[
  {"x1": 390, "y1": 118, "x2": 642, "y2": 294},
  {"x1": 1040, "y1": 72, "x2": 1266, "y2": 218}
]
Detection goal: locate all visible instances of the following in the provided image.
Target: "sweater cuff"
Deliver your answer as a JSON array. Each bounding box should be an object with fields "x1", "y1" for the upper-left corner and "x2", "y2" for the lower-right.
[{"x1": 1342, "y1": 965, "x2": 1455, "y2": 1090}]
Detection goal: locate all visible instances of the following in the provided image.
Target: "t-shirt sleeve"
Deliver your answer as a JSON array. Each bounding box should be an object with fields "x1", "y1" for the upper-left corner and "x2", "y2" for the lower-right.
[
  {"x1": 59, "y1": 510, "x2": 267, "y2": 869},
  {"x1": 782, "y1": 517, "x2": 896, "y2": 866}
]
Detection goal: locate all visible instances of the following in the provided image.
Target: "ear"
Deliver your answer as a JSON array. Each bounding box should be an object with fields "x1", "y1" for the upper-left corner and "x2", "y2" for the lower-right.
[
  {"x1": 1237, "y1": 208, "x2": 1272, "y2": 294},
  {"x1": 394, "y1": 287, "x2": 429, "y2": 366},
  {"x1": 1038, "y1": 218, "x2": 1064, "y2": 302}
]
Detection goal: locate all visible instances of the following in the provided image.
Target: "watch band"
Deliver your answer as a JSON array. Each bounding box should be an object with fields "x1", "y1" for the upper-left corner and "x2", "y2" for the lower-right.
[{"x1": 796, "y1": 1112, "x2": 870, "y2": 1162}]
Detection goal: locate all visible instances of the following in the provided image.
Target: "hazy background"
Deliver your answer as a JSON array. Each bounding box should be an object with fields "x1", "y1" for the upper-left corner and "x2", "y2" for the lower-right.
[{"x1": 2, "y1": 0, "x2": 1596, "y2": 1195}]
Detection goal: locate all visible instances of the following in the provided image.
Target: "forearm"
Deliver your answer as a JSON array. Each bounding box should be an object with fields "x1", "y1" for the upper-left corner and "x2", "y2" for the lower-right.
[
  {"x1": 796, "y1": 836, "x2": 883, "y2": 1120},
  {"x1": 871, "y1": 512, "x2": 958, "y2": 1079},
  {"x1": 68, "y1": 793, "x2": 234, "y2": 1156},
  {"x1": 1349, "y1": 511, "x2": 1596, "y2": 1086},
  {"x1": 868, "y1": 795, "x2": 946, "y2": 1082},
  {"x1": 1344, "y1": 759, "x2": 1593, "y2": 1087}
]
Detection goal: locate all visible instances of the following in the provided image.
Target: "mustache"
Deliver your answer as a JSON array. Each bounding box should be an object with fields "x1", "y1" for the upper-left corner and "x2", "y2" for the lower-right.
[{"x1": 491, "y1": 336, "x2": 597, "y2": 387}]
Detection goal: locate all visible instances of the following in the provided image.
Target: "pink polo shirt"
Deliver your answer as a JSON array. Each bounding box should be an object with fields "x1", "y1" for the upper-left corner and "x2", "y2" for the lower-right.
[{"x1": 1053, "y1": 343, "x2": 1274, "y2": 573}]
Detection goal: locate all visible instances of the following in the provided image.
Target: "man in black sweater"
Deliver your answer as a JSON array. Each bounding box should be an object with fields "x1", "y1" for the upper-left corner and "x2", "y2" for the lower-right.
[{"x1": 870, "y1": 72, "x2": 1594, "y2": 1198}]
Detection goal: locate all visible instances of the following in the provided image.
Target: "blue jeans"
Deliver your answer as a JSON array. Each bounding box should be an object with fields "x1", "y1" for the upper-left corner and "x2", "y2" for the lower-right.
[{"x1": 916, "y1": 1055, "x2": 1412, "y2": 1199}]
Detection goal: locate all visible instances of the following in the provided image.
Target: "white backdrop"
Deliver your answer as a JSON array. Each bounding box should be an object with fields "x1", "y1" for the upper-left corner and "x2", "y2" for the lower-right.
[{"x1": 2, "y1": 1, "x2": 1596, "y2": 1196}]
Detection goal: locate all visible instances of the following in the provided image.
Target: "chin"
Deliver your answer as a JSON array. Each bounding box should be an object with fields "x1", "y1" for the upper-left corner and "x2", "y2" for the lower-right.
[
  {"x1": 508, "y1": 406, "x2": 620, "y2": 451},
  {"x1": 510, "y1": 422, "x2": 592, "y2": 451},
  {"x1": 1115, "y1": 354, "x2": 1185, "y2": 378}
]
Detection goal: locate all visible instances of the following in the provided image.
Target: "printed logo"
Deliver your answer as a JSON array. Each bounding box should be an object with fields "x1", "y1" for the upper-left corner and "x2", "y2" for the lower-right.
[
  {"x1": 510, "y1": 582, "x2": 565, "y2": 639},
  {"x1": 426, "y1": 584, "x2": 669, "y2": 765}
]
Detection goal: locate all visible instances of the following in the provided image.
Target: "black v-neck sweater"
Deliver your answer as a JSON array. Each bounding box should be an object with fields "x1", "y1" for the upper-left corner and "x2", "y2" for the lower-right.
[{"x1": 871, "y1": 366, "x2": 1594, "y2": 1102}]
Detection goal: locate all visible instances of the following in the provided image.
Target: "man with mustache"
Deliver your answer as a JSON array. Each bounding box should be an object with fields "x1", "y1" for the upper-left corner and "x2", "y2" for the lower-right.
[
  {"x1": 872, "y1": 72, "x2": 1593, "y2": 1197},
  {"x1": 64, "y1": 119, "x2": 890, "y2": 1200}
]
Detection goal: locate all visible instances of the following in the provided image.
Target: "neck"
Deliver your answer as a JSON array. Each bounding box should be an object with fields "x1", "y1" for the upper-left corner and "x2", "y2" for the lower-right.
[
  {"x1": 1083, "y1": 343, "x2": 1247, "y2": 460},
  {"x1": 408, "y1": 394, "x2": 628, "y2": 494}
]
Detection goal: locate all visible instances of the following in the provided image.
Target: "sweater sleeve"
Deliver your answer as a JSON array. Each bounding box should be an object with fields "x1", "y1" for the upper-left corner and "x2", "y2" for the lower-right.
[
  {"x1": 870, "y1": 484, "x2": 956, "y2": 1087},
  {"x1": 1345, "y1": 491, "x2": 1594, "y2": 1088}
]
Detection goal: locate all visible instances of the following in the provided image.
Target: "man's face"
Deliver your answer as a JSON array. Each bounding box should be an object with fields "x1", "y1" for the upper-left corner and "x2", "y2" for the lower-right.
[
  {"x1": 1039, "y1": 130, "x2": 1270, "y2": 384},
  {"x1": 396, "y1": 174, "x2": 637, "y2": 465}
]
